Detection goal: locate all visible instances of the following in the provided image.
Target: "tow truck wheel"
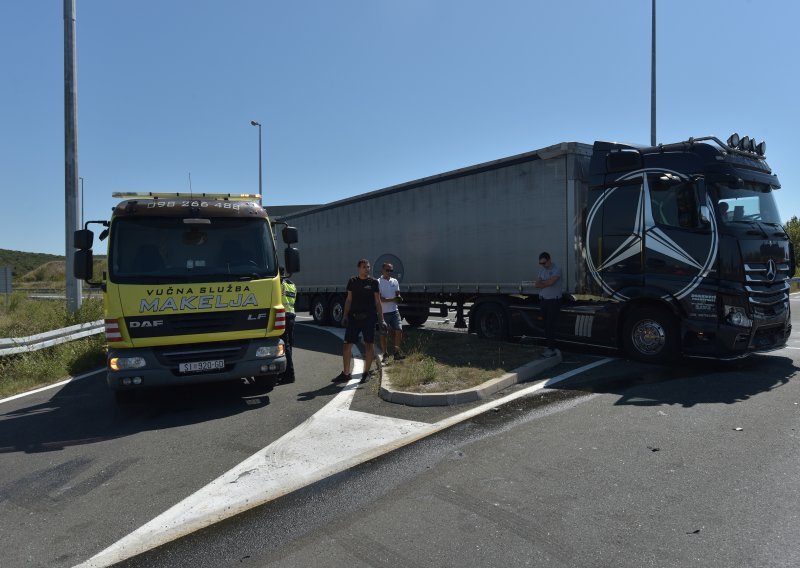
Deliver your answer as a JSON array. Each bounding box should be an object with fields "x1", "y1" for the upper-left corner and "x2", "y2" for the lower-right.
[
  {"x1": 474, "y1": 303, "x2": 508, "y2": 341},
  {"x1": 622, "y1": 306, "x2": 678, "y2": 363},
  {"x1": 311, "y1": 295, "x2": 329, "y2": 325}
]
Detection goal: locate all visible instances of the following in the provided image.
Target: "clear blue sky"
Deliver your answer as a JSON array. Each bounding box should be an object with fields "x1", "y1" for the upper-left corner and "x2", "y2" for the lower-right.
[{"x1": 1, "y1": 0, "x2": 798, "y2": 255}]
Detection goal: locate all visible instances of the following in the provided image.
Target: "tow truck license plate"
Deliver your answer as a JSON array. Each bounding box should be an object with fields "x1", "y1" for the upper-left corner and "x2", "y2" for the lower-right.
[{"x1": 179, "y1": 359, "x2": 225, "y2": 373}]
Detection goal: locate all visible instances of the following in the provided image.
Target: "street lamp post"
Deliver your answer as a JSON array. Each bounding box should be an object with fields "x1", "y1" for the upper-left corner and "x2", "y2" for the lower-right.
[
  {"x1": 79, "y1": 176, "x2": 84, "y2": 228},
  {"x1": 250, "y1": 120, "x2": 262, "y2": 206}
]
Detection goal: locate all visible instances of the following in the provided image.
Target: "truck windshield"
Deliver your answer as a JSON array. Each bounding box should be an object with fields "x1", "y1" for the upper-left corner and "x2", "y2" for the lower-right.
[
  {"x1": 715, "y1": 182, "x2": 782, "y2": 226},
  {"x1": 110, "y1": 217, "x2": 277, "y2": 284}
]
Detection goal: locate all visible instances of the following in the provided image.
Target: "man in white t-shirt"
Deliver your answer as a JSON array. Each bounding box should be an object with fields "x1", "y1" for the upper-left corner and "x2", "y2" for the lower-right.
[{"x1": 378, "y1": 262, "x2": 405, "y2": 363}]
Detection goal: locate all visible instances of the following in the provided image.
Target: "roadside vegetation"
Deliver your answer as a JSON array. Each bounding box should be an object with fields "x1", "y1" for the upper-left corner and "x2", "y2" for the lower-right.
[
  {"x1": 381, "y1": 328, "x2": 543, "y2": 393},
  {"x1": 0, "y1": 294, "x2": 105, "y2": 397}
]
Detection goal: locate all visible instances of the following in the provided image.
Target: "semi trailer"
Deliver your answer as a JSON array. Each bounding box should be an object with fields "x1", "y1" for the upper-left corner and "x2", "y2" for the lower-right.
[
  {"x1": 74, "y1": 192, "x2": 300, "y2": 400},
  {"x1": 277, "y1": 134, "x2": 792, "y2": 362}
]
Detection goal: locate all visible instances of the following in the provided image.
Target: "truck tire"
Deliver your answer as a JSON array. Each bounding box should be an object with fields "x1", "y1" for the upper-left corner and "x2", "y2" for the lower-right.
[
  {"x1": 622, "y1": 306, "x2": 678, "y2": 363},
  {"x1": 403, "y1": 313, "x2": 428, "y2": 327},
  {"x1": 329, "y1": 295, "x2": 346, "y2": 327},
  {"x1": 474, "y1": 303, "x2": 508, "y2": 341},
  {"x1": 311, "y1": 295, "x2": 329, "y2": 325}
]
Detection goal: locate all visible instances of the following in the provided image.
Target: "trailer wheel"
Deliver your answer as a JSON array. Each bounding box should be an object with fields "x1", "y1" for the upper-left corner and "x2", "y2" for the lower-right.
[
  {"x1": 403, "y1": 313, "x2": 428, "y2": 327},
  {"x1": 474, "y1": 304, "x2": 508, "y2": 341},
  {"x1": 622, "y1": 306, "x2": 678, "y2": 363},
  {"x1": 311, "y1": 295, "x2": 329, "y2": 325},
  {"x1": 329, "y1": 295, "x2": 346, "y2": 327}
]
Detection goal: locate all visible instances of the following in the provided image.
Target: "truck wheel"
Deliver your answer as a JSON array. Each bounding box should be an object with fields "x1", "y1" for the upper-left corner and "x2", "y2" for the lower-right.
[
  {"x1": 329, "y1": 295, "x2": 346, "y2": 327},
  {"x1": 311, "y1": 295, "x2": 329, "y2": 325},
  {"x1": 474, "y1": 304, "x2": 508, "y2": 341},
  {"x1": 622, "y1": 306, "x2": 678, "y2": 363},
  {"x1": 403, "y1": 313, "x2": 428, "y2": 327}
]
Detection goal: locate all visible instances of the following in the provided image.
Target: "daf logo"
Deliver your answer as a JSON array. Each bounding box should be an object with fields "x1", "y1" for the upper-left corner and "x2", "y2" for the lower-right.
[
  {"x1": 585, "y1": 169, "x2": 718, "y2": 301},
  {"x1": 765, "y1": 259, "x2": 777, "y2": 282},
  {"x1": 129, "y1": 320, "x2": 164, "y2": 328}
]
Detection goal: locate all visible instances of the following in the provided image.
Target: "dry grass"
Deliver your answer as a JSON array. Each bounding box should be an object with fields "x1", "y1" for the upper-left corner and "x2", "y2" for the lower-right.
[
  {"x1": 383, "y1": 328, "x2": 543, "y2": 393},
  {"x1": 0, "y1": 295, "x2": 105, "y2": 397}
]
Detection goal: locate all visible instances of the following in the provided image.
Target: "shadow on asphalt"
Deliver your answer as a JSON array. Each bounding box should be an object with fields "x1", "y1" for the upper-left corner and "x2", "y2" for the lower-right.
[
  {"x1": 552, "y1": 352, "x2": 797, "y2": 408},
  {"x1": 0, "y1": 377, "x2": 272, "y2": 455}
]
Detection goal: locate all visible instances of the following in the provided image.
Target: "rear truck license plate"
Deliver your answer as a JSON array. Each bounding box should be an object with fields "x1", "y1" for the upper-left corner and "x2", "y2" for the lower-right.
[{"x1": 179, "y1": 359, "x2": 225, "y2": 373}]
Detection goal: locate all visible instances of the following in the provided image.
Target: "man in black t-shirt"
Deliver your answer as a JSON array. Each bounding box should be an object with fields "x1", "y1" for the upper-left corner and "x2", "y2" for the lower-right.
[{"x1": 334, "y1": 258, "x2": 384, "y2": 384}]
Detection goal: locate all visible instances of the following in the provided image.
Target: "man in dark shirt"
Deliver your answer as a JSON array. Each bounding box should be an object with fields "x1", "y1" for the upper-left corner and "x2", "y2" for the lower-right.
[{"x1": 335, "y1": 259, "x2": 385, "y2": 384}]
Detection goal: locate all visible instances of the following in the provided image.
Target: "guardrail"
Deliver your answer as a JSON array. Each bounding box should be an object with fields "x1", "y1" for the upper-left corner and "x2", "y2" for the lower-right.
[{"x1": 0, "y1": 320, "x2": 103, "y2": 357}]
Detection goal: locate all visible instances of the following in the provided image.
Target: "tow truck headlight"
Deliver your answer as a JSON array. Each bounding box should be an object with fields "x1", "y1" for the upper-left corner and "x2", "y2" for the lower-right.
[
  {"x1": 256, "y1": 343, "x2": 285, "y2": 358},
  {"x1": 724, "y1": 305, "x2": 752, "y2": 328},
  {"x1": 109, "y1": 356, "x2": 146, "y2": 371}
]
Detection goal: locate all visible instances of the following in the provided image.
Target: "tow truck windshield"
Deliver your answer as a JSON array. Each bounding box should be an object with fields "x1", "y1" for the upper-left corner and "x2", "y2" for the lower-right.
[
  {"x1": 715, "y1": 182, "x2": 782, "y2": 226},
  {"x1": 110, "y1": 217, "x2": 278, "y2": 284}
]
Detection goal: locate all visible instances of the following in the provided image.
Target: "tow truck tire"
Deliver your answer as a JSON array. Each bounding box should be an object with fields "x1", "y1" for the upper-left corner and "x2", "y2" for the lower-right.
[
  {"x1": 622, "y1": 306, "x2": 678, "y2": 363},
  {"x1": 311, "y1": 295, "x2": 329, "y2": 325},
  {"x1": 474, "y1": 303, "x2": 508, "y2": 341},
  {"x1": 329, "y1": 295, "x2": 346, "y2": 327}
]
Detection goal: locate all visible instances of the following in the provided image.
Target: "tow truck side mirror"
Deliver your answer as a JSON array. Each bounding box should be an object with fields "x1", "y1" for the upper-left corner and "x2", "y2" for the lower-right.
[
  {"x1": 74, "y1": 229, "x2": 95, "y2": 281},
  {"x1": 285, "y1": 247, "x2": 300, "y2": 274},
  {"x1": 75, "y1": 249, "x2": 94, "y2": 281},
  {"x1": 282, "y1": 226, "x2": 299, "y2": 245},
  {"x1": 75, "y1": 229, "x2": 94, "y2": 250}
]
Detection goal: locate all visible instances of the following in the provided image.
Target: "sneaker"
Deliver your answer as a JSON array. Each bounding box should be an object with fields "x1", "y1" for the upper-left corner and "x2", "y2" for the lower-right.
[
  {"x1": 393, "y1": 351, "x2": 406, "y2": 361},
  {"x1": 333, "y1": 372, "x2": 351, "y2": 383},
  {"x1": 540, "y1": 348, "x2": 556, "y2": 358},
  {"x1": 381, "y1": 353, "x2": 389, "y2": 364},
  {"x1": 360, "y1": 371, "x2": 372, "y2": 384}
]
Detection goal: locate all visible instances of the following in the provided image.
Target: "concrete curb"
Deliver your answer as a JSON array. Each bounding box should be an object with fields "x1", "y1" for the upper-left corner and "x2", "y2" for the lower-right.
[{"x1": 379, "y1": 352, "x2": 563, "y2": 406}]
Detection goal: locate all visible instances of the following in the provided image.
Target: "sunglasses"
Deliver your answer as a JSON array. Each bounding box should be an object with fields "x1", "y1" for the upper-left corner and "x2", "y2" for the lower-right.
[
  {"x1": 539, "y1": 261, "x2": 547, "y2": 265},
  {"x1": 384, "y1": 269, "x2": 393, "y2": 272}
]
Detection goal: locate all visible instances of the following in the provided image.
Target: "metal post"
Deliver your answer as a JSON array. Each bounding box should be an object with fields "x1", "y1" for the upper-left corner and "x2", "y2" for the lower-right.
[
  {"x1": 651, "y1": 0, "x2": 657, "y2": 146},
  {"x1": 64, "y1": 0, "x2": 82, "y2": 312},
  {"x1": 79, "y1": 176, "x2": 84, "y2": 228},
  {"x1": 250, "y1": 120, "x2": 262, "y2": 206}
]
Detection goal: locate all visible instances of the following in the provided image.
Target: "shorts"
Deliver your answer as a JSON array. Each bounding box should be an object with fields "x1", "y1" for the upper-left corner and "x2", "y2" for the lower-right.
[
  {"x1": 383, "y1": 310, "x2": 402, "y2": 331},
  {"x1": 344, "y1": 315, "x2": 376, "y2": 344}
]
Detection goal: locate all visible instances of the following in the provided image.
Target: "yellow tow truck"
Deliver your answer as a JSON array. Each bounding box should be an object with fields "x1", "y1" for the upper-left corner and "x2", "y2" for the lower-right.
[{"x1": 74, "y1": 192, "x2": 300, "y2": 402}]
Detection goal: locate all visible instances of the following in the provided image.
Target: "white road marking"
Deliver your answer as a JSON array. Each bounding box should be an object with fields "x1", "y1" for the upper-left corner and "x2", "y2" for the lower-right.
[
  {"x1": 0, "y1": 368, "x2": 103, "y2": 406},
  {"x1": 75, "y1": 329, "x2": 613, "y2": 567}
]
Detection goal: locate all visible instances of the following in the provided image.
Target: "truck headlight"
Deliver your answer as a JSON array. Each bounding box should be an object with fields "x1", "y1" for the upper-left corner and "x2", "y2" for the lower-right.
[
  {"x1": 109, "y1": 356, "x2": 146, "y2": 371},
  {"x1": 256, "y1": 343, "x2": 285, "y2": 358},
  {"x1": 724, "y1": 305, "x2": 752, "y2": 328}
]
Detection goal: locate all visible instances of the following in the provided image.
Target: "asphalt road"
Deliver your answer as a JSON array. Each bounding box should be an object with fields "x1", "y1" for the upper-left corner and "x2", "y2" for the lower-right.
[
  {"x1": 117, "y1": 306, "x2": 800, "y2": 568},
  {"x1": 1, "y1": 306, "x2": 799, "y2": 567}
]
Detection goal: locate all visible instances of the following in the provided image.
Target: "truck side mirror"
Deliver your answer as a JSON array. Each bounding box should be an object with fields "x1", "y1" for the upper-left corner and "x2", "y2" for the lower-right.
[
  {"x1": 74, "y1": 229, "x2": 94, "y2": 250},
  {"x1": 75, "y1": 249, "x2": 94, "y2": 281},
  {"x1": 284, "y1": 247, "x2": 300, "y2": 274},
  {"x1": 282, "y1": 226, "x2": 299, "y2": 245}
]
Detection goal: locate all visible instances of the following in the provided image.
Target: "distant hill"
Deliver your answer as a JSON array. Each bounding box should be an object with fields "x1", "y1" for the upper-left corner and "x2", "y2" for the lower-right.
[
  {"x1": 0, "y1": 249, "x2": 61, "y2": 280},
  {"x1": 0, "y1": 249, "x2": 106, "y2": 287}
]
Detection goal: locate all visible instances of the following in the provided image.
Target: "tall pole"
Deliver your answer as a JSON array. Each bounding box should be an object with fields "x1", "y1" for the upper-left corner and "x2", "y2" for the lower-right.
[
  {"x1": 650, "y1": 0, "x2": 657, "y2": 146},
  {"x1": 79, "y1": 176, "x2": 84, "y2": 228},
  {"x1": 64, "y1": 0, "x2": 82, "y2": 312},
  {"x1": 250, "y1": 120, "x2": 262, "y2": 206}
]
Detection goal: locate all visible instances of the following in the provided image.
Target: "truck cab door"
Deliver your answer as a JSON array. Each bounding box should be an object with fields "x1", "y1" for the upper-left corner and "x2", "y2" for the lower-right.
[
  {"x1": 642, "y1": 173, "x2": 714, "y2": 299},
  {"x1": 586, "y1": 175, "x2": 645, "y2": 299}
]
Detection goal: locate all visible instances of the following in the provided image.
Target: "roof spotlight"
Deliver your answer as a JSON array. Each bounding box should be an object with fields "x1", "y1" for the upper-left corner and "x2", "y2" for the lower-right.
[
  {"x1": 756, "y1": 141, "x2": 766, "y2": 156},
  {"x1": 727, "y1": 133, "x2": 740, "y2": 148},
  {"x1": 739, "y1": 136, "x2": 750, "y2": 151},
  {"x1": 748, "y1": 137, "x2": 757, "y2": 152}
]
